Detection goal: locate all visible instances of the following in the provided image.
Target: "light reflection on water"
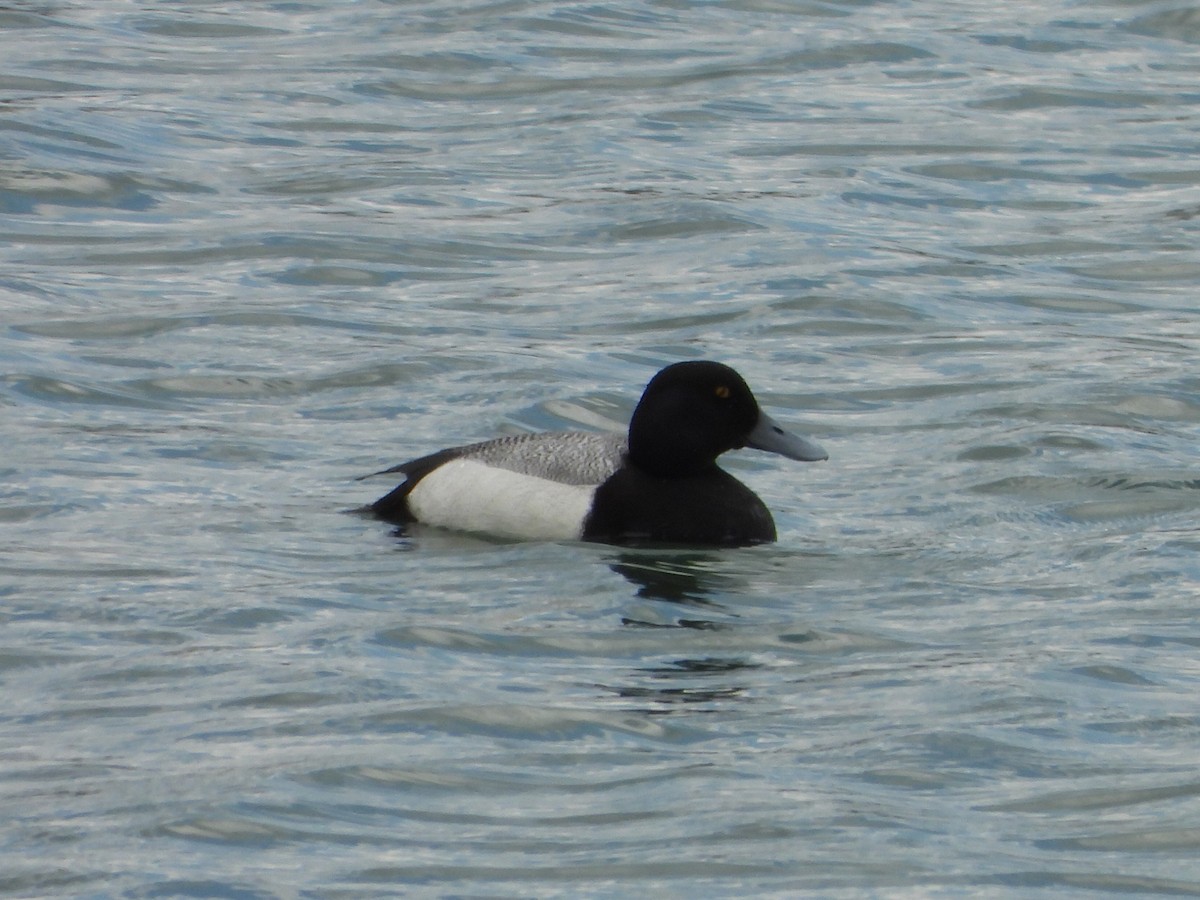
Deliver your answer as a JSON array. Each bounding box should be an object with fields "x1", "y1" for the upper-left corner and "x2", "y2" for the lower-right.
[{"x1": 3, "y1": 0, "x2": 1200, "y2": 895}]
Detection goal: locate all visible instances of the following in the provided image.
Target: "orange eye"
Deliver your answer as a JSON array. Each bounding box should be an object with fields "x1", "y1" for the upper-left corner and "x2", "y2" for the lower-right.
[{"x1": 715, "y1": 385, "x2": 731, "y2": 399}]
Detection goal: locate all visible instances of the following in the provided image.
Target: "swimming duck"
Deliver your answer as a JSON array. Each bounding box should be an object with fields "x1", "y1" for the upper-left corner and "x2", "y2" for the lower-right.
[{"x1": 366, "y1": 360, "x2": 826, "y2": 546}]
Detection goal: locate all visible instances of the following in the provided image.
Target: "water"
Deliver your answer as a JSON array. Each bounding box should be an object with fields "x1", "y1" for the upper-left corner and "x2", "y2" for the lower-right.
[{"x1": 4, "y1": 0, "x2": 1200, "y2": 895}]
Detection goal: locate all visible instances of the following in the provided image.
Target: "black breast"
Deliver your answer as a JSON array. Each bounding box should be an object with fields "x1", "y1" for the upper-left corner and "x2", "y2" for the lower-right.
[{"x1": 581, "y1": 468, "x2": 776, "y2": 547}]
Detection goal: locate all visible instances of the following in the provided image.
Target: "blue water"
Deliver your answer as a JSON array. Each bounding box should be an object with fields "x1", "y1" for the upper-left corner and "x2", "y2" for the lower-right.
[{"x1": 4, "y1": 0, "x2": 1200, "y2": 895}]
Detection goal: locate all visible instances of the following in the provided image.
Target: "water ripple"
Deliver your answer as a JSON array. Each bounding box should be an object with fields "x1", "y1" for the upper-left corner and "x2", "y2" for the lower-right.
[{"x1": 4, "y1": 0, "x2": 1200, "y2": 895}]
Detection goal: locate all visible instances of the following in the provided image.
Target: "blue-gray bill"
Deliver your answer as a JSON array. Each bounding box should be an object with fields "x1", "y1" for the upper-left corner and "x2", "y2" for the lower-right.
[{"x1": 746, "y1": 412, "x2": 828, "y2": 462}]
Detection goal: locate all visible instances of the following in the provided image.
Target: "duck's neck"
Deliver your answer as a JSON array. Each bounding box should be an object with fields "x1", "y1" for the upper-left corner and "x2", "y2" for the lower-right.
[{"x1": 627, "y1": 410, "x2": 727, "y2": 478}]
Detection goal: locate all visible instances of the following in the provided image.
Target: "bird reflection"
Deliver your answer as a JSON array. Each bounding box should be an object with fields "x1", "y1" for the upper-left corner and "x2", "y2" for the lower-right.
[
  {"x1": 607, "y1": 549, "x2": 742, "y2": 609},
  {"x1": 601, "y1": 549, "x2": 763, "y2": 711},
  {"x1": 604, "y1": 655, "x2": 761, "y2": 711}
]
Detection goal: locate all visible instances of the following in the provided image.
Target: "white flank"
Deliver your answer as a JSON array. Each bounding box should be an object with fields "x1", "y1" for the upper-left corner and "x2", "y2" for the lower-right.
[{"x1": 406, "y1": 458, "x2": 595, "y2": 541}]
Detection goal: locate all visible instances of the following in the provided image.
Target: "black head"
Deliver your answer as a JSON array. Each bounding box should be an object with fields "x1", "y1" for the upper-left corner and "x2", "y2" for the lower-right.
[{"x1": 626, "y1": 361, "x2": 763, "y2": 477}]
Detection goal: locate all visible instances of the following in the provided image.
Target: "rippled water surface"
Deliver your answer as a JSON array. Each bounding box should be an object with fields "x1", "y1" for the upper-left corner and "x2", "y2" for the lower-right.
[{"x1": 4, "y1": 0, "x2": 1200, "y2": 895}]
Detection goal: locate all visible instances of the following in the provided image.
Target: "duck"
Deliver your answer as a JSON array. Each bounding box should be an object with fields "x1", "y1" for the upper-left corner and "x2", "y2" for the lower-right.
[{"x1": 365, "y1": 360, "x2": 827, "y2": 547}]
